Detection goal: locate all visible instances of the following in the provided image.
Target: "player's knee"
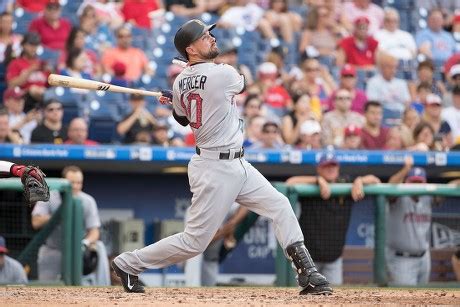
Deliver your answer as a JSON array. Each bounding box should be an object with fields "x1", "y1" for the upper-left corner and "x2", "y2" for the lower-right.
[{"x1": 182, "y1": 231, "x2": 211, "y2": 254}]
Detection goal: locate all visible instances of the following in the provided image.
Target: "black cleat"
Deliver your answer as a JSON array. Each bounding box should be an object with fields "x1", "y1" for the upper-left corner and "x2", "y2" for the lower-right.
[
  {"x1": 299, "y1": 282, "x2": 333, "y2": 295},
  {"x1": 111, "y1": 260, "x2": 145, "y2": 293}
]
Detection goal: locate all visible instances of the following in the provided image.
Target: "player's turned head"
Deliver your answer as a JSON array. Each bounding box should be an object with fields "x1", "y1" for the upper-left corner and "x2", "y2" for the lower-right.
[{"x1": 174, "y1": 19, "x2": 218, "y2": 62}]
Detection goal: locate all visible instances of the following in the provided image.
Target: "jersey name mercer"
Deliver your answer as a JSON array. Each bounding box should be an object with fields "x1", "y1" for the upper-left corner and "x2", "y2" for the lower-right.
[{"x1": 178, "y1": 75, "x2": 207, "y2": 93}]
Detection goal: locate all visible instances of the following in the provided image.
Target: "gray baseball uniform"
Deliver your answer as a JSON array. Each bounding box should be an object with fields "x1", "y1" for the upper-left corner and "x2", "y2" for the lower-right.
[
  {"x1": 32, "y1": 190, "x2": 101, "y2": 281},
  {"x1": 114, "y1": 63, "x2": 304, "y2": 275},
  {"x1": 386, "y1": 195, "x2": 432, "y2": 286},
  {"x1": 0, "y1": 255, "x2": 28, "y2": 284}
]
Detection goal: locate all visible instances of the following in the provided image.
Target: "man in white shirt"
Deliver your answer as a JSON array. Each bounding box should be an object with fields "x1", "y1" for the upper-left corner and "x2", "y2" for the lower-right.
[
  {"x1": 442, "y1": 86, "x2": 460, "y2": 140},
  {"x1": 366, "y1": 53, "x2": 411, "y2": 125},
  {"x1": 374, "y1": 8, "x2": 417, "y2": 61}
]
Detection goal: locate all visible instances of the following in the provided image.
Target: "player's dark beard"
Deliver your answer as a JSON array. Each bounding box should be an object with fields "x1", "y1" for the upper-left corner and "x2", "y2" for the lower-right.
[{"x1": 202, "y1": 47, "x2": 220, "y2": 60}]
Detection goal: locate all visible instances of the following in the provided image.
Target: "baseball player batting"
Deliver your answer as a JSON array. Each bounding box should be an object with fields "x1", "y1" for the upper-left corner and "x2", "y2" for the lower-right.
[{"x1": 111, "y1": 19, "x2": 332, "y2": 295}]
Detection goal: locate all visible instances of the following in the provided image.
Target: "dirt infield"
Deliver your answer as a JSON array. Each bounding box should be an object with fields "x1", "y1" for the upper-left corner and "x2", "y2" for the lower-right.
[{"x1": 1, "y1": 286, "x2": 459, "y2": 306}]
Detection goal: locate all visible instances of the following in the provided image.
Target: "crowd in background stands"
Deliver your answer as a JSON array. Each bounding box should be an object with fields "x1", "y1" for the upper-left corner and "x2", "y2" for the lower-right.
[{"x1": 0, "y1": 0, "x2": 459, "y2": 152}]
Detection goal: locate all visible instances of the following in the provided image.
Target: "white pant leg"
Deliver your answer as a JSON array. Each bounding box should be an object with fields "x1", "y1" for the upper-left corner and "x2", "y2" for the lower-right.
[
  {"x1": 37, "y1": 245, "x2": 61, "y2": 281},
  {"x1": 185, "y1": 254, "x2": 202, "y2": 286},
  {"x1": 418, "y1": 252, "x2": 431, "y2": 285},
  {"x1": 235, "y1": 159, "x2": 304, "y2": 250},
  {"x1": 386, "y1": 249, "x2": 418, "y2": 286},
  {"x1": 115, "y1": 156, "x2": 245, "y2": 275},
  {"x1": 316, "y1": 257, "x2": 343, "y2": 285}
]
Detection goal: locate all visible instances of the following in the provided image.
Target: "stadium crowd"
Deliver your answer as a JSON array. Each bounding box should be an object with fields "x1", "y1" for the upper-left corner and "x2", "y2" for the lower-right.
[{"x1": 0, "y1": 0, "x2": 459, "y2": 152}]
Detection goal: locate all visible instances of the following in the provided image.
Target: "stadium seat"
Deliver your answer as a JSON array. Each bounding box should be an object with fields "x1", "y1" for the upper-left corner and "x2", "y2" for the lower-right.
[
  {"x1": 88, "y1": 117, "x2": 118, "y2": 144},
  {"x1": 12, "y1": 8, "x2": 37, "y2": 35},
  {"x1": 37, "y1": 47, "x2": 61, "y2": 70}
]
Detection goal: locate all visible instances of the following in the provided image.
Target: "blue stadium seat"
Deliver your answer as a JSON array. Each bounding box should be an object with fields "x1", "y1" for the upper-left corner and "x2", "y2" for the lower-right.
[
  {"x1": 382, "y1": 107, "x2": 402, "y2": 127},
  {"x1": 37, "y1": 47, "x2": 61, "y2": 70},
  {"x1": 88, "y1": 117, "x2": 118, "y2": 144},
  {"x1": 13, "y1": 8, "x2": 37, "y2": 35}
]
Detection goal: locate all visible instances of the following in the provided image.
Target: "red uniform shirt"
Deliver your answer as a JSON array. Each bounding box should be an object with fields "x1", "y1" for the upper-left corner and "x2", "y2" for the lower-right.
[
  {"x1": 17, "y1": 0, "x2": 48, "y2": 13},
  {"x1": 121, "y1": 0, "x2": 160, "y2": 29},
  {"x1": 264, "y1": 85, "x2": 291, "y2": 109},
  {"x1": 339, "y1": 36, "x2": 379, "y2": 67},
  {"x1": 6, "y1": 57, "x2": 49, "y2": 90},
  {"x1": 361, "y1": 127, "x2": 389, "y2": 149},
  {"x1": 28, "y1": 17, "x2": 71, "y2": 51}
]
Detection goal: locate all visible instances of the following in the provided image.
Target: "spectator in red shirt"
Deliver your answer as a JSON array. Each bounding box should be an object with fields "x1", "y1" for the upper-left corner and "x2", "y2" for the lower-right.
[
  {"x1": 6, "y1": 32, "x2": 50, "y2": 113},
  {"x1": 28, "y1": 0, "x2": 72, "y2": 51},
  {"x1": 336, "y1": 16, "x2": 378, "y2": 70},
  {"x1": 255, "y1": 62, "x2": 292, "y2": 117},
  {"x1": 121, "y1": 0, "x2": 160, "y2": 29},
  {"x1": 65, "y1": 117, "x2": 99, "y2": 146},
  {"x1": 17, "y1": 0, "x2": 49, "y2": 13},
  {"x1": 361, "y1": 100, "x2": 389, "y2": 149}
]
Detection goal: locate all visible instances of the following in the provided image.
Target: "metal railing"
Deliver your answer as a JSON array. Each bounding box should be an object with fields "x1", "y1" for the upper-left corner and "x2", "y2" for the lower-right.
[{"x1": 273, "y1": 182, "x2": 460, "y2": 286}]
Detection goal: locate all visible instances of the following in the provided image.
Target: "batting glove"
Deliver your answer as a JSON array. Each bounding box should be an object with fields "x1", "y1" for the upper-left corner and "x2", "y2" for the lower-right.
[{"x1": 159, "y1": 90, "x2": 173, "y2": 105}]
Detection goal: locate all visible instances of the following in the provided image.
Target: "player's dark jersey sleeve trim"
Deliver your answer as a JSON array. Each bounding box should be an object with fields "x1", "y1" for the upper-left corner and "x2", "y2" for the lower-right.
[
  {"x1": 173, "y1": 110, "x2": 190, "y2": 127},
  {"x1": 239, "y1": 74, "x2": 246, "y2": 94}
]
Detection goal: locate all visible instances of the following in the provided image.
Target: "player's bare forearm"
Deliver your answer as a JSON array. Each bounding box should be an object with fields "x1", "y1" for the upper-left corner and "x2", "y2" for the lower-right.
[
  {"x1": 85, "y1": 227, "x2": 100, "y2": 244},
  {"x1": 286, "y1": 176, "x2": 318, "y2": 185},
  {"x1": 356, "y1": 175, "x2": 381, "y2": 185},
  {"x1": 31, "y1": 215, "x2": 51, "y2": 230}
]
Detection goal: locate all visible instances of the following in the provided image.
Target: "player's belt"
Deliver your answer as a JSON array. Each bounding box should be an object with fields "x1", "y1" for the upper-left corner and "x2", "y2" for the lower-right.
[
  {"x1": 394, "y1": 250, "x2": 426, "y2": 258},
  {"x1": 195, "y1": 147, "x2": 244, "y2": 160}
]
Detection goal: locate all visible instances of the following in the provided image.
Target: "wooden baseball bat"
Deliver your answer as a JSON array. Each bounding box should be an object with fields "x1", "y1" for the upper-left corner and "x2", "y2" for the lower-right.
[{"x1": 47, "y1": 74, "x2": 162, "y2": 97}]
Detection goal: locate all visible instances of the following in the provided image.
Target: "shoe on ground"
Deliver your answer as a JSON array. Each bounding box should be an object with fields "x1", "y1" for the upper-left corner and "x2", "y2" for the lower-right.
[{"x1": 111, "y1": 260, "x2": 145, "y2": 293}]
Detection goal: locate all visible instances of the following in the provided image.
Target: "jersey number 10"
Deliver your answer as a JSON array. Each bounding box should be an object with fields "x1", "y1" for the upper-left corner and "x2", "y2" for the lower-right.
[{"x1": 180, "y1": 93, "x2": 203, "y2": 129}]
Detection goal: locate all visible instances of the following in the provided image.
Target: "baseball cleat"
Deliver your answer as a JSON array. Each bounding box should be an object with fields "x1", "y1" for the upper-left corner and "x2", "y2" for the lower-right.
[
  {"x1": 299, "y1": 283, "x2": 333, "y2": 295},
  {"x1": 111, "y1": 260, "x2": 145, "y2": 293}
]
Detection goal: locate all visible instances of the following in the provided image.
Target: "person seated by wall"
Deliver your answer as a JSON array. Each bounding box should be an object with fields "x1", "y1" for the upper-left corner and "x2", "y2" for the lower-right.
[
  {"x1": 6, "y1": 32, "x2": 50, "y2": 113},
  {"x1": 360, "y1": 101, "x2": 389, "y2": 150},
  {"x1": 0, "y1": 235, "x2": 28, "y2": 285},
  {"x1": 386, "y1": 157, "x2": 438, "y2": 286},
  {"x1": 399, "y1": 106, "x2": 421, "y2": 149},
  {"x1": 31, "y1": 165, "x2": 110, "y2": 285},
  {"x1": 340, "y1": 124, "x2": 362, "y2": 150},
  {"x1": 407, "y1": 121, "x2": 437, "y2": 152},
  {"x1": 286, "y1": 152, "x2": 380, "y2": 285},
  {"x1": 423, "y1": 94, "x2": 453, "y2": 150},
  {"x1": 28, "y1": 0, "x2": 72, "y2": 52},
  {"x1": 296, "y1": 120, "x2": 322, "y2": 150},
  {"x1": 30, "y1": 99, "x2": 67, "y2": 144},
  {"x1": 116, "y1": 93, "x2": 156, "y2": 144},
  {"x1": 3, "y1": 87, "x2": 40, "y2": 144},
  {"x1": 321, "y1": 88, "x2": 364, "y2": 148},
  {"x1": 64, "y1": 117, "x2": 99, "y2": 146}
]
